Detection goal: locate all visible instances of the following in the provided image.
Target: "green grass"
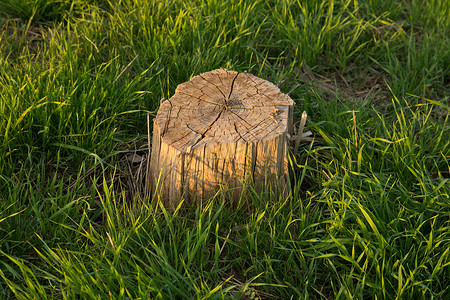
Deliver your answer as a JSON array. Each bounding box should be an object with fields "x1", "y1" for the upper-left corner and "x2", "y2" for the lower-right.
[{"x1": 0, "y1": 0, "x2": 449, "y2": 298}]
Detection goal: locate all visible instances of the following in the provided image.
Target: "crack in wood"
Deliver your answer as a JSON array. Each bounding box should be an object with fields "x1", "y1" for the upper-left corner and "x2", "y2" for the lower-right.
[
  {"x1": 234, "y1": 122, "x2": 246, "y2": 142},
  {"x1": 198, "y1": 109, "x2": 224, "y2": 138},
  {"x1": 199, "y1": 74, "x2": 227, "y2": 100},
  {"x1": 175, "y1": 89, "x2": 226, "y2": 108},
  {"x1": 228, "y1": 72, "x2": 239, "y2": 100},
  {"x1": 161, "y1": 99, "x2": 173, "y2": 136}
]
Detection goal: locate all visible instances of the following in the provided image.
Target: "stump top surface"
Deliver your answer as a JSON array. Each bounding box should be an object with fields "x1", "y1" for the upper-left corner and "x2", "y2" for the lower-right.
[{"x1": 155, "y1": 69, "x2": 294, "y2": 152}]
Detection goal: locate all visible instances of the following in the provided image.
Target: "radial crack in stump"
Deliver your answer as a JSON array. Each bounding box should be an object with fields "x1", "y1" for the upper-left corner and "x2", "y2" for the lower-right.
[{"x1": 149, "y1": 69, "x2": 294, "y2": 207}]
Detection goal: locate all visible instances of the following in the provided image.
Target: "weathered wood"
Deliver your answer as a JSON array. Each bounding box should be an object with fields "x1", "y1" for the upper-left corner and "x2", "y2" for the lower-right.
[{"x1": 149, "y1": 69, "x2": 294, "y2": 207}]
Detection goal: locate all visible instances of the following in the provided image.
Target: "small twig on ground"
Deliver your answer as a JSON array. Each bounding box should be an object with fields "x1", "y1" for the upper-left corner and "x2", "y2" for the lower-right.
[
  {"x1": 82, "y1": 34, "x2": 99, "y2": 53},
  {"x1": 338, "y1": 72, "x2": 351, "y2": 89},
  {"x1": 353, "y1": 110, "x2": 358, "y2": 148},
  {"x1": 210, "y1": 229, "x2": 232, "y2": 271},
  {"x1": 113, "y1": 55, "x2": 138, "y2": 84},
  {"x1": 294, "y1": 111, "x2": 308, "y2": 155},
  {"x1": 287, "y1": 82, "x2": 301, "y2": 95}
]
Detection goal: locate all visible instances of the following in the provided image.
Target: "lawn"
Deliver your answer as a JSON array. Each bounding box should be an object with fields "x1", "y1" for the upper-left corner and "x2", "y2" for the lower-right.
[{"x1": 0, "y1": 0, "x2": 449, "y2": 299}]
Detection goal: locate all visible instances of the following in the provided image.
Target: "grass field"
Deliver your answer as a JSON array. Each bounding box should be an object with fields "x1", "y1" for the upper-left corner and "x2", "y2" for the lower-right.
[{"x1": 0, "y1": 0, "x2": 449, "y2": 298}]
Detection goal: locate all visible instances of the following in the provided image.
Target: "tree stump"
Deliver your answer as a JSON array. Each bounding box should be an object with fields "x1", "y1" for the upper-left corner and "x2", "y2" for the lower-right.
[{"x1": 149, "y1": 69, "x2": 294, "y2": 207}]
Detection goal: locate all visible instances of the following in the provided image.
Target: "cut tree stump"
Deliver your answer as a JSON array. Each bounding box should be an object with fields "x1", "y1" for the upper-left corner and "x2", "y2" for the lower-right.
[{"x1": 149, "y1": 69, "x2": 294, "y2": 207}]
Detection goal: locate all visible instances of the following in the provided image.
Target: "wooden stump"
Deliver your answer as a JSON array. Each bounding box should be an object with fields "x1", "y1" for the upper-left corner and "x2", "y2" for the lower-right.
[{"x1": 149, "y1": 69, "x2": 294, "y2": 207}]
